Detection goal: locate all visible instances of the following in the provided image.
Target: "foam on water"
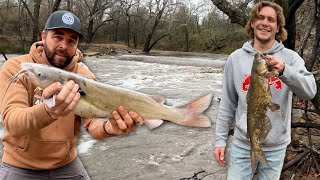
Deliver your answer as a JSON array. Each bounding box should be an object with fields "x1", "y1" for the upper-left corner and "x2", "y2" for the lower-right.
[{"x1": 0, "y1": 53, "x2": 225, "y2": 179}]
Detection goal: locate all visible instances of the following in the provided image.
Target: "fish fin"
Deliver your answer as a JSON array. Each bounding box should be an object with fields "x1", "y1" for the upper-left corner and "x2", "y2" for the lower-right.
[
  {"x1": 265, "y1": 70, "x2": 279, "y2": 78},
  {"x1": 251, "y1": 145, "x2": 268, "y2": 174},
  {"x1": 144, "y1": 119, "x2": 164, "y2": 129},
  {"x1": 260, "y1": 117, "x2": 272, "y2": 142},
  {"x1": 251, "y1": 149, "x2": 258, "y2": 174},
  {"x1": 255, "y1": 148, "x2": 268, "y2": 165},
  {"x1": 149, "y1": 95, "x2": 166, "y2": 104},
  {"x1": 268, "y1": 102, "x2": 280, "y2": 111},
  {"x1": 44, "y1": 94, "x2": 56, "y2": 108},
  {"x1": 176, "y1": 94, "x2": 213, "y2": 127}
]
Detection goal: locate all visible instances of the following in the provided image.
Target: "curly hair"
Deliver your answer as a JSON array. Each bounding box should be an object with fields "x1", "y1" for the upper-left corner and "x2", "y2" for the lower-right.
[{"x1": 244, "y1": 1, "x2": 287, "y2": 42}]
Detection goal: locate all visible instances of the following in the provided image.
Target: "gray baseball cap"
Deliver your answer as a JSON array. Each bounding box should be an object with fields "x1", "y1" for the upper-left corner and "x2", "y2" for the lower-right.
[{"x1": 45, "y1": 10, "x2": 82, "y2": 37}]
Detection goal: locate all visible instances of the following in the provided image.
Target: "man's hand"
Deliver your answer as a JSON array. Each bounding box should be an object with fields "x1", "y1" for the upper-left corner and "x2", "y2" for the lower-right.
[
  {"x1": 265, "y1": 55, "x2": 285, "y2": 75},
  {"x1": 42, "y1": 80, "x2": 80, "y2": 119},
  {"x1": 104, "y1": 106, "x2": 144, "y2": 135},
  {"x1": 214, "y1": 146, "x2": 226, "y2": 166}
]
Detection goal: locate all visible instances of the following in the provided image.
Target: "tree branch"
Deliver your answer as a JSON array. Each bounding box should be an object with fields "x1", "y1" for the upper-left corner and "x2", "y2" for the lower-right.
[
  {"x1": 291, "y1": 122, "x2": 320, "y2": 130},
  {"x1": 286, "y1": 0, "x2": 305, "y2": 24},
  {"x1": 19, "y1": 0, "x2": 35, "y2": 22},
  {"x1": 51, "y1": 0, "x2": 62, "y2": 13},
  {"x1": 282, "y1": 149, "x2": 310, "y2": 172},
  {"x1": 210, "y1": 0, "x2": 248, "y2": 27}
]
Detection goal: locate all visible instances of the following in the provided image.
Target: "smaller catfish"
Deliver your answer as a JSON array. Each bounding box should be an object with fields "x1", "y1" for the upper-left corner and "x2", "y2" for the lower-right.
[
  {"x1": 246, "y1": 53, "x2": 280, "y2": 173},
  {"x1": 3, "y1": 62, "x2": 213, "y2": 129}
]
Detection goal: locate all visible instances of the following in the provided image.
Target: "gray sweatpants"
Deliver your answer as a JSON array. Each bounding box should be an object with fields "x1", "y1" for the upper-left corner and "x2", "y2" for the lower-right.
[{"x1": 0, "y1": 157, "x2": 91, "y2": 180}]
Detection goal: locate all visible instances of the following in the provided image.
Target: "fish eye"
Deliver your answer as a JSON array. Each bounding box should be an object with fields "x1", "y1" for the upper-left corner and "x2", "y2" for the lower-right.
[{"x1": 37, "y1": 73, "x2": 42, "y2": 77}]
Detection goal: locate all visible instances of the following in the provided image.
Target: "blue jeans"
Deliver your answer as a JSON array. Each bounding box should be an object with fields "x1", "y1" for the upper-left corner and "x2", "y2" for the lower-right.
[{"x1": 227, "y1": 144, "x2": 286, "y2": 180}]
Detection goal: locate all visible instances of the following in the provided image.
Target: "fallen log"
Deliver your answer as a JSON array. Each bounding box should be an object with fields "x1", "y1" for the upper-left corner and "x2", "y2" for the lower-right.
[
  {"x1": 291, "y1": 122, "x2": 320, "y2": 130},
  {"x1": 282, "y1": 149, "x2": 310, "y2": 172},
  {"x1": 291, "y1": 106, "x2": 320, "y2": 114}
]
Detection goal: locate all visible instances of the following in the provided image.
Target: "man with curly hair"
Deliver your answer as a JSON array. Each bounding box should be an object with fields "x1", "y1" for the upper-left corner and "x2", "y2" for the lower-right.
[{"x1": 214, "y1": 1, "x2": 316, "y2": 179}]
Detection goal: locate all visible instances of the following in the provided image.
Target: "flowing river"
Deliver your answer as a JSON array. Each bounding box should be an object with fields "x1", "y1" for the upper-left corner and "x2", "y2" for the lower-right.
[{"x1": 0, "y1": 53, "x2": 228, "y2": 180}]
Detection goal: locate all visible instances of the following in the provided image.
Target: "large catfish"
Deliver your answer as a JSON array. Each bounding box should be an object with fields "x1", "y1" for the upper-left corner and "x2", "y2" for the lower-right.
[
  {"x1": 246, "y1": 53, "x2": 280, "y2": 173},
  {"x1": 3, "y1": 62, "x2": 212, "y2": 129}
]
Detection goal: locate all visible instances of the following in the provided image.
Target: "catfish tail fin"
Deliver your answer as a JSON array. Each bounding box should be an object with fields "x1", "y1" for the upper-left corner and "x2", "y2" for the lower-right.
[
  {"x1": 251, "y1": 145, "x2": 268, "y2": 174},
  {"x1": 175, "y1": 94, "x2": 213, "y2": 127}
]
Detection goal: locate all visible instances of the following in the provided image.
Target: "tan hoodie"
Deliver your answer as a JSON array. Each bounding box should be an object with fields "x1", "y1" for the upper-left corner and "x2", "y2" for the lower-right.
[{"x1": 0, "y1": 42, "x2": 109, "y2": 170}]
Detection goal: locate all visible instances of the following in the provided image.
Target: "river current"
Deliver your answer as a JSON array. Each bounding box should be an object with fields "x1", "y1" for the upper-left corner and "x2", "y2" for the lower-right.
[{"x1": 0, "y1": 53, "x2": 227, "y2": 180}]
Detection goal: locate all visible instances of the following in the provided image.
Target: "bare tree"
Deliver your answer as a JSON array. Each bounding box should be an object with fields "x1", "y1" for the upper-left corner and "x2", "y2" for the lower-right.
[
  {"x1": 51, "y1": 0, "x2": 62, "y2": 12},
  {"x1": 17, "y1": 0, "x2": 29, "y2": 53},
  {"x1": 19, "y1": 0, "x2": 42, "y2": 42},
  {"x1": 111, "y1": 9, "x2": 121, "y2": 42},
  {"x1": 275, "y1": 0, "x2": 305, "y2": 50},
  {"x1": 143, "y1": 0, "x2": 182, "y2": 52},
  {"x1": 142, "y1": 0, "x2": 169, "y2": 52},
  {"x1": 180, "y1": 1, "x2": 204, "y2": 52},
  {"x1": 66, "y1": 0, "x2": 74, "y2": 11},
  {"x1": 120, "y1": 0, "x2": 139, "y2": 47},
  {"x1": 81, "y1": 0, "x2": 114, "y2": 43},
  {"x1": 45, "y1": 0, "x2": 62, "y2": 16},
  {"x1": 131, "y1": 1, "x2": 145, "y2": 48}
]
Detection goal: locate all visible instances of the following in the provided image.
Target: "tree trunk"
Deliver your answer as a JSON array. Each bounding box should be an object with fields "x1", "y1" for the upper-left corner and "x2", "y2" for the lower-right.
[
  {"x1": 143, "y1": 0, "x2": 168, "y2": 52},
  {"x1": 309, "y1": 0, "x2": 320, "y2": 109},
  {"x1": 143, "y1": 34, "x2": 152, "y2": 52},
  {"x1": 297, "y1": 0, "x2": 316, "y2": 57},
  {"x1": 6, "y1": 0, "x2": 10, "y2": 11},
  {"x1": 113, "y1": 20, "x2": 119, "y2": 42},
  {"x1": 52, "y1": 0, "x2": 62, "y2": 12},
  {"x1": 32, "y1": 0, "x2": 41, "y2": 42},
  {"x1": 282, "y1": 0, "x2": 305, "y2": 50},
  {"x1": 66, "y1": 0, "x2": 71, "y2": 11},
  {"x1": 20, "y1": 0, "x2": 42, "y2": 42},
  {"x1": 86, "y1": 19, "x2": 94, "y2": 43},
  {"x1": 146, "y1": 32, "x2": 171, "y2": 52},
  {"x1": 185, "y1": 26, "x2": 189, "y2": 52},
  {"x1": 17, "y1": 1, "x2": 27, "y2": 53},
  {"x1": 133, "y1": 32, "x2": 137, "y2": 49},
  {"x1": 85, "y1": 0, "x2": 99, "y2": 44},
  {"x1": 306, "y1": 0, "x2": 320, "y2": 71},
  {"x1": 127, "y1": 16, "x2": 131, "y2": 47},
  {"x1": 284, "y1": 14, "x2": 296, "y2": 50}
]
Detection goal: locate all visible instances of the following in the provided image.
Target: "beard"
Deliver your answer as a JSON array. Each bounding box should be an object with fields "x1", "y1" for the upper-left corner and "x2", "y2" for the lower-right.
[
  {"x1": 43, "y1": 43, "x2": 74, "y2": 68},
  {"x1": 255, "y1": 34, "x2": 273, "y2": 44},
  {"x1": 254, "y1": 29, "x2": 276, "y2": 44}
]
